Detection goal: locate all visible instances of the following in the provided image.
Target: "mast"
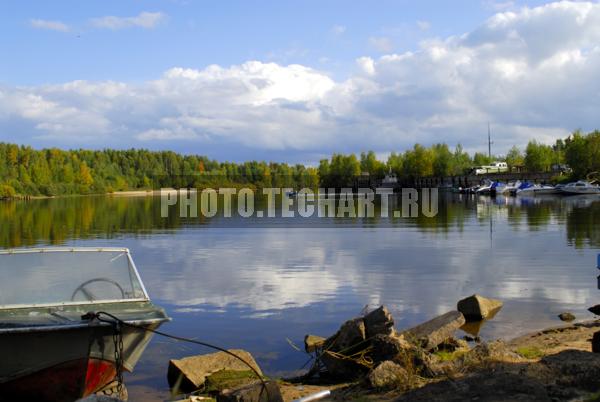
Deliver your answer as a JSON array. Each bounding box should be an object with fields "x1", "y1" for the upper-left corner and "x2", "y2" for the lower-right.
[{"x1": 487, "y1": 122, "x2": 492, "y2": 159}]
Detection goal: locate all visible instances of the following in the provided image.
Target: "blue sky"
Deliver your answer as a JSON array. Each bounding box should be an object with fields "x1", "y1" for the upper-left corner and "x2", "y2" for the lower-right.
[{"x1": 0, "y1": 1, "x2": 598, "y2": 162}]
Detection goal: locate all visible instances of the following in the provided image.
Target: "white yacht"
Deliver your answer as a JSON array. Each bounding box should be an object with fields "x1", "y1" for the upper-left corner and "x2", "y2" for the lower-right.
[{"x1": 559, "y1": 181, "x2": 600, "y2": 195}]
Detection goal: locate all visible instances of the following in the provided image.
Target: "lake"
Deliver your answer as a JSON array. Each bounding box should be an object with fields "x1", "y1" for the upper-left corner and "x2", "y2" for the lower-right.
[{"x1": 1, "y1": 192, "x2": 599, "y2": 400}]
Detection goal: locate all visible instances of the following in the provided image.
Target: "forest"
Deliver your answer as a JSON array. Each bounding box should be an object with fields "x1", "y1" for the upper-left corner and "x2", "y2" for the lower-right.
[{"x1": 0, "y1": 129, "x2": 599, "y2": 197}]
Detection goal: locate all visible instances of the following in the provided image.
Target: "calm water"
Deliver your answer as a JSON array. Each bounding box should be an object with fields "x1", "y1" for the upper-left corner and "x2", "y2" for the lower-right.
[{"x1": 1, "y1": 193, "x2": 600, "y2": 399}]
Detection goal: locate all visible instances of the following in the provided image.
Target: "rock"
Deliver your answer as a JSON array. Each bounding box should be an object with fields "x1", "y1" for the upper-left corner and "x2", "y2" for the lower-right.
[
  {"x1": 304, "y1": 334, "x2": 326, "y2": 353},
  {"x1": 558, "y1": 312, "x2": 576, "y2": 322},
  {"x1": 588, "y1": 305, "x2": 600, "y2": 315},
  {"x1": 364, "y1": 306, "x2": 396, "y2": 337},
  {"x1": 168, "y1": 349, "x2": 263, "y2": 394},
  {"x1": 320, "y1": 350, "x2": 368, "y2": 379},
  {"x1": 370, "y1": 333, "x2": 412, "y2": 363},
  {"x1": 593, "y1": 331, "x2": 600, "y2": 353},
  {"x1": 217, "y1": 380, "x2": 283, "y2": 402},
  {"x1": 367, "y1": 361, "x2": 409, "y2": 390},
  {"x1": 457, "y1": 294, "x2": 503, "y2": 321},
  {"x1": 324, "y1": 318, "x2": 366, "y2": 353},
  {"x1": 438, "y1": 337, "x2": 469, "y2": 352},
  {"x1": 404, "y1": 311, "x2": 466, "y2": 350}
]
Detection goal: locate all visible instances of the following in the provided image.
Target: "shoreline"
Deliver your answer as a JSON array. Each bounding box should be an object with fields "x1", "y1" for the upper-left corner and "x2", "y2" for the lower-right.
[{"x1": 278, "y1": 318, "x2": 600, "y2": 402}]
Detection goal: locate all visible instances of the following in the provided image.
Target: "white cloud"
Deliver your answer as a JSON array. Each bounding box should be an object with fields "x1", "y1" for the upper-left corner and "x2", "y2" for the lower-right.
[
  {"x1": 90, "y1": 11, "x2": 166, "y2": 30},
  {"x1": 4, "y1": 2, "x2": 600, "y2": 160},
  {"x1": 29, "y1": 19, "x2": 70, "y2": 32},
  {"x1": 369, "y1": 36, "x2": 394, "y2": 53}
]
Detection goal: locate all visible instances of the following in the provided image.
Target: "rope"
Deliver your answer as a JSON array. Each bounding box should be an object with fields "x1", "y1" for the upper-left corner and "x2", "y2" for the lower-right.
[{"x1": 82, "y1": 311, "x2": 269, "y2": 400}]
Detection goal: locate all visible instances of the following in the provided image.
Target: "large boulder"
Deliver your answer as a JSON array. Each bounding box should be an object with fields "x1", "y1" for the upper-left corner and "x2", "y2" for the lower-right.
[
  {"x1": 368, "y1": 361, "x2": 409, "y2": 390},
  {"x1": 370, "y1": 333, "x2": 412, "y2": 363},
  {"x1": 168, "y1": 349, "x2": 263, "y2": 393},
  {"x1": 320, "y1": 350, "x2": 368, "y2": 379},
  {"x1": 324, "y1": 317, "x2": 366, "y2": 353},
  {"x1": 364, "y1": 306, "x2": 395, "y2": 337},
  {"x1": 404, "y1": 311, "x2": 466, "y2": 350},
  {"x1": 589, "y1": 305, "x2": 600, "y2": 315},
  {"x1": 217, "y1": 380, "x2": 283, "y2": 402},
  {"x1": 457, "y1": 294, "x2": 503, "y2": 321}
]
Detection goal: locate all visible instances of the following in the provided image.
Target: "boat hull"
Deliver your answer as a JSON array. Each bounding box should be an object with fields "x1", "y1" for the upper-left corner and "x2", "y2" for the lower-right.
[{"x1": 0, "y1": 321, "x2": 161, "y2": 401}]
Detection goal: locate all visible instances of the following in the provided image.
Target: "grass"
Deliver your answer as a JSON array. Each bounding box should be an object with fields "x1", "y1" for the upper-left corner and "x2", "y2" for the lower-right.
[
  {"x1": 584, "y1": 391, "x2": 600, "y2": 402},
  {"x1": 433, "y1": 349, "x2": 468, "y2": 362},
  {"x1": 204, "y1": 369, "x2": 260, "y2": 392},
  {"x1": 515, "y1": 346, "x2": 545, "y2": 360}
]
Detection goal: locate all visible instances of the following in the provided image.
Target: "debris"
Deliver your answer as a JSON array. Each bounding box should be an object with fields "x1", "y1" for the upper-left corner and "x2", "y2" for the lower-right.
[
  {"x1": 168, "y1": 349, "x2": 262, "y2": 394},
  {"x1": 304, "y1": 335, "x2": 326, "y2": 353},
  {"x1": 404, "y1": 311, "x2": 466, "y2": 350},
  {"x1": 363, "y1": 306, "x2": 395, "y2": 337},
  {"x1": 217, "y1": 380, "x2": 283, "y2": 402},
  {"x1": 558, "y1": 312, "x2": 576, "y2": 322},
  {"x1": 457, "y1": 294, "x2": 503, "y2": 321},
  {"x1": 367, "y1": 361, "x2": 409, "y2": 390}
]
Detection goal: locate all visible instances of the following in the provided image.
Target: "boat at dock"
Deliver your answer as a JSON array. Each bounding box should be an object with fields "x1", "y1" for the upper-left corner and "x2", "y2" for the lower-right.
[
  {"x1": 0, "y1": 247, "x2": 169, "y2": 401},
  {"x1": 559, "y1": 180, "x2": 600, "y2": 195},
  {"x1": 516, "y1": 183, "x2": 560, "y2": 196}
]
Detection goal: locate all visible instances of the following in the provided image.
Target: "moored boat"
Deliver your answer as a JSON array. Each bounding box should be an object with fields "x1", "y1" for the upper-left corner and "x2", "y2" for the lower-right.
[
  {"x1": 0, "y1": 248, "x2": 169, "y2": 402},
  {"x1": 559, "y1": 180, "x2": 600, "y2": 195}
]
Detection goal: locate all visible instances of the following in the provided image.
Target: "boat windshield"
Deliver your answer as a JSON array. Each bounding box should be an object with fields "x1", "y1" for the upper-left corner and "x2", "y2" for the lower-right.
[{"x1": 0, "y1": 249, "x2": 147, "y2": 308}]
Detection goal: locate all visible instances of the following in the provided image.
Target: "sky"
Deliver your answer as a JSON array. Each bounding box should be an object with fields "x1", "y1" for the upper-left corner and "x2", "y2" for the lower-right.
[{"x1": 0, "y1": 0, "x2": 598, "y2": 163}]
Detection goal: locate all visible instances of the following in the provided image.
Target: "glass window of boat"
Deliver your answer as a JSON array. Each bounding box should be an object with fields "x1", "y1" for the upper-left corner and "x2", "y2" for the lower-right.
[{"x1": 0, "y1": 249, "x2": 146, "y2": 307}]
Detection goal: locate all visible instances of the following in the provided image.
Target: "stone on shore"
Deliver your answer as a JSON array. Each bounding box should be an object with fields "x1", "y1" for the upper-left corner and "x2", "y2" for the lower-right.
[
  {"x1": 370, "y1": 333, "x2": 412, "y2": 363},
  {"x1": 367, "y1": 361, "x2": 409, "y2": 390},
  {"x1": 320, "y1": 350, "x2": 368, "y2": 379},
  {"x1": 457, "y1": 294, "x2": 503, "y2": 321},
  {"x1": 558, "y1": 312, "x2": 576, "y2": 322},
  {"x1": 217, "y1": 380, "x2": 283, "y2": 402},
  {"x1": 588, "y1": 305, "x2": 600, "y2": 315},
  {"x1": 404, "y1": 311, "x2": 466, "y2": 350},
  {"x1": 364, "y1": 306, "x2": 396, "y2": 338},
  {"x1": 593, "y1": 331, "x2": 600, "y2": 353},
  {"x1": 324, "y1": 318, "x2": 367, "y2": 353},
  {"x1": 304, "y1": 334, "x2": 326, "y2": 353},
  {"x1": 168, "y1": 349, "x2": 262, "y2": 393}
]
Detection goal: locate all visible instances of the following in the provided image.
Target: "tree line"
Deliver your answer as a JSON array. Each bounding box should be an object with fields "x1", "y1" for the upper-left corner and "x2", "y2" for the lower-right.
[{"x1": 1, "y1": 129, "x2": 599, "y2": 197}]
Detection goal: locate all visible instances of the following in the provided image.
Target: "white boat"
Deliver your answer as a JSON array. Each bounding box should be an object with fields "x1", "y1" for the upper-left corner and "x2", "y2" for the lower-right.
[
  {"x1": 534, "y1": 185, "x2": 560, "y2": 195},
  {"x1": 515, "y1": 183, "x2": 559, "y2": 196},
  {"x1": 475, "y1": 180, "x2": 493, "y2": 195},
  {"x1": 501, "y1": 181, "x2": 521, "y2": 195},
  {"x1": 559, "y1": 181, "x2": 600, "y2": 195},
  {"x1": 0, "y1": 248, "x2": 169, "y2": 401}
]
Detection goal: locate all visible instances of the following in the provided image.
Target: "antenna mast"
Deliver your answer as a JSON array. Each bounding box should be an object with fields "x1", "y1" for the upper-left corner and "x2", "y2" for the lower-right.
[{"x1": 487, "y1": 122, "x2": 492, "y2": 159}]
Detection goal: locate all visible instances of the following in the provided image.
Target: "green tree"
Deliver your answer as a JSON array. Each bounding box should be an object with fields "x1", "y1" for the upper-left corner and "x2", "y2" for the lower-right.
[
  {"x1": 524, "y1": 141, "x2": 553, "y2": 172},
  {"x1": 505, "y1": 146, "x2": 524, "y2": 169}
]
